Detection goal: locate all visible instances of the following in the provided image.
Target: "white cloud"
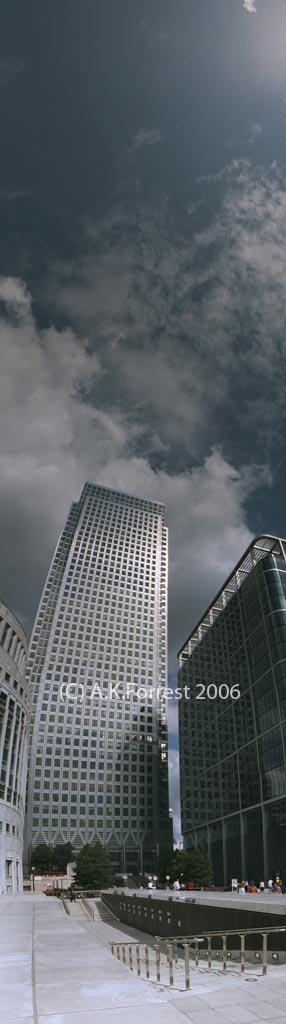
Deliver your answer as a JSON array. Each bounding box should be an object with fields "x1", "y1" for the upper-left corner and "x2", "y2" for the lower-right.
[
  {"x1": 95, "y1": 448, "x2": 270, "y2": 670},
  {"x1": 0, "y1": 277, "x2": 104, "y2": 627},
  {"x1": 0, "y1": 278, "x2": 270, "y2": 649},
  {"x1": 48, "y1": 159, "x2": 286, "y2": 464},
  {"x1": 0, "y1": 277, "x2": 272, "y2": 839},
  {"x1": 243, "y1": 0, "x2": 257, "y2": 13},
  {"x1": 132, "y1": 127, "x2": 162, "y2": 149},
  {"x1": 0, "y1": 275, "x2": 31, "y2": 310},
  {"x1": 193, "y1": 159, "x2": 286, "y2": 398},
  {"x1": 140, "y1": 20, "x2": 169, "y2": 48}
]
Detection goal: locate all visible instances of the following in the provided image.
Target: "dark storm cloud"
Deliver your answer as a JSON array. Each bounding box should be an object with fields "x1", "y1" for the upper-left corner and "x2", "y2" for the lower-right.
[
  {"x1": 0, "y1": 275, "x2": 271, "y2": 660},
  {"x1": 0, "y1": 276, "x2": 269, "y2": 839},
  {"x1": 0, "y1": 58, "x2": 26, "y2": 84},
  {"x1": 46, "y1": 158, "x2": 286, "y2": 470}
]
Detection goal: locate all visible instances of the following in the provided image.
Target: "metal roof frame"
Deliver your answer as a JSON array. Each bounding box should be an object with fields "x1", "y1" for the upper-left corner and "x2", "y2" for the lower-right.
[{"x1": 177, "y1": 535, "x2": 286, "y2": 665}]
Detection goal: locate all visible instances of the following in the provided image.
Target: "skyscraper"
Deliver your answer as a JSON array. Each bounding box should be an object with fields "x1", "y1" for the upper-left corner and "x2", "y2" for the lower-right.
[
  {"x1": 178, "y1": 535, "x2": 286, "y2": 886},
  {"x1": 26, "y1": 483, "x2": 172, "y2": 873},
  {"x1": 0, "y1": 599, "x2": 28, "y2": 893}
]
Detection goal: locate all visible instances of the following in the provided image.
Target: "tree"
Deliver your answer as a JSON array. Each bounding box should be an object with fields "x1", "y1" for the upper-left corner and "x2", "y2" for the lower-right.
[
  {"x1": 31, "y1": 842, "x2": 74, "y2": 874},
  {"x1": 51, "y1": 843, "x2": 74, "y2": 871},
  {"x1": 31, "y1": 844, "x2": 52, "y2": 872},
  {"x1": 167, "y1": 850, "x2": 193, "y2": 884},
  {"x1": 75, "y1": 843, "x2": 114, "y2": 889},
  {"x1": 189, "y1": 844, "x2": 213, "y2": 888},
  {"x1": 167, "y1": 846, "x2": 213, "y2": 887}
]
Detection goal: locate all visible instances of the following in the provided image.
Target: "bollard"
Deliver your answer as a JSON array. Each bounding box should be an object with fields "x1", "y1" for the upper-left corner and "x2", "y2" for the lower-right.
[
  {"x1": 207, "y1": 936, "x2": 212, "y2": 970},
  {"x1": 184, "y1": 943, "x2": 190, "y2": 990},
  {"x1": 262, "y1": 934, "x2": 268, "y2": 977},
  {"x1": 145, "y1": 945, "x2": 150, "y2": 979},
  {"x1": 111, "y1": 943, "x2": 114, "y2": 956},
  {"x1": 136, "y1": 945, "x2": 141, "y2": 976},
  {"x1": 129, "y1": 946, "x2": 133, "y2": 971},
  {"x1": 174, "y1": 940, "x2": 178, "y2": 964},
  {"x1": 167, "y1": 943, "x2": 174, "y2": 986},
  {"x1": 240, "y1": 934, "x2": 245, "y2": 973},
  {"x1": 222, "y1": 935, "x2": 227, "y2": 971},
  {"x1": 122, "y1": 945, "x2": 126, "y2": 965},
  {"x1": 195, "y1": 941, "x2": 199, "y2": 968},
  {"x1": 155, "y1": 944, "x2": 161, "y2": 983},
  {"x1": 117, "y1": 945, "x2": 120, "y2": 960}
]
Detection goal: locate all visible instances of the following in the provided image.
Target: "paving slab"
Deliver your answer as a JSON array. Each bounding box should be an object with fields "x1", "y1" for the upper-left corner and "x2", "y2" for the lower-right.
[
  {"x1": 2, "y1": 895, "x2": 286, "y2": 1024},
  {"x1": 236, "y1": 1003, "x2": 285, "y2": 1019},
  {"x1": 37, "y1": 1007, "x2": 192, "y2": 1024}
]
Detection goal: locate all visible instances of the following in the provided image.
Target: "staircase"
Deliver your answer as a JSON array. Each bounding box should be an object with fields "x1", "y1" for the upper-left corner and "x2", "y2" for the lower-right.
[
  {"x1": 67, "y1": 899, "x2": 90, "y2": 921},
  {"x1": 91, "y1": 898, "x2": 119, "y2": 924}
]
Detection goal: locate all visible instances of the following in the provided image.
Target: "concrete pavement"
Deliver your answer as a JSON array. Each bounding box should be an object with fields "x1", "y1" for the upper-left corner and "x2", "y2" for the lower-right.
[
  {"x1": 120, "y1": 889, "x2": 286, "y2": 915},
  {"x1": 2, "y1": 894, "x2": 286, "y2": 1023}
]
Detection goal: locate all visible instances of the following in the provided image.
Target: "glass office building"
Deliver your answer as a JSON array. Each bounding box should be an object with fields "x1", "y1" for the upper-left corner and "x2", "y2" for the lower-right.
[
  {"x1": 26, "y1": 482, "x2": 172, "y2": 872},
  {"x1": 0, "y1": 600, "x2": 28, "y2": 893},
  {"x1": 178, "y1": 536, "x2": 286, "y2": 885}
]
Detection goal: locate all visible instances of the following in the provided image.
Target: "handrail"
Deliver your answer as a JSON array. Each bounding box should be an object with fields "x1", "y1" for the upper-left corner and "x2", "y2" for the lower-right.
[
  {"x1": 110, "y1": 925, "x2": 286, "y2": 988},
  {"x1": 155, "y1": 925, "x2": 286, "y2": 941},
  {"x1": 61, "y1": 895, "x2": 70, "y2": 916},
  {"x1": 81, "y1": 897, "x2": 95, "y2": 920}
]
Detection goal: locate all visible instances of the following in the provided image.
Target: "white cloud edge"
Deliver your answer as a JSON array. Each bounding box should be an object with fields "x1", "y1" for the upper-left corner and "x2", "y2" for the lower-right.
[{"x1": 243, "y1": 0, "x2": 257, "y2": 13}]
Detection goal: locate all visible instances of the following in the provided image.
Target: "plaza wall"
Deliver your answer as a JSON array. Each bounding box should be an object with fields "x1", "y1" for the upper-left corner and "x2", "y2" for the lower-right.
[{"x1": 101, "y1": 892, "x2": 286, "y2": 954}]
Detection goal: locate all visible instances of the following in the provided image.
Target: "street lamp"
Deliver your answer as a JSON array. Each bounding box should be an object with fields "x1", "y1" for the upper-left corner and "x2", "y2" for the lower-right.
[
  {"x1": 31, "y1": 866, "x2": 35, "y2": 892},
  {"x1": 166, "y1": 874, "x2": 170, "y2": 890}
]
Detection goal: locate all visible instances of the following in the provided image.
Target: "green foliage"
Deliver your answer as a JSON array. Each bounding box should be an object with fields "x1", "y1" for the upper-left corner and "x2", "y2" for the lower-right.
[
  {"x1": 31, "y1": 842, "x2": 74, "y2": 873},
  {"x1": 187, "y1": 844, "x2": 213, "y2": 888},
  {"x1": 31, "y1": 843, "x2": 52, "y2": 872},
  {"x1": 51, "y1": 843, "x2": 74, "y2": 871},
  {"x1": 159, "y1": 845, "x2": 213, "y2": 888},
  {"x1": 75, "y1": 842, "x2": 114, "y2": 889}
]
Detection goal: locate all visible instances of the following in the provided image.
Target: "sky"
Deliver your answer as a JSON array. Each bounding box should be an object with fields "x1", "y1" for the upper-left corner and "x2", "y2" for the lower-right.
[{"x1": 1, "y1": 0, "x2": 286, "y2": 838}]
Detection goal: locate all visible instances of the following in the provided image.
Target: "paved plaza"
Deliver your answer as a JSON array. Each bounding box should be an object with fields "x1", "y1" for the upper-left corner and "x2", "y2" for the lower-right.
[
  {"x1": 2, "y1": 893, "x2": 286, "y2": 1024},
  {"x1": 125, "y1": 889, "x2": 286, "y2": 915}
]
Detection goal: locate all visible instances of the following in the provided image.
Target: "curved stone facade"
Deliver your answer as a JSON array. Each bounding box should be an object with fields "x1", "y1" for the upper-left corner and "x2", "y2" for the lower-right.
[{"x1": 0, "y1": 599, "x2": 28, "y2": 893}]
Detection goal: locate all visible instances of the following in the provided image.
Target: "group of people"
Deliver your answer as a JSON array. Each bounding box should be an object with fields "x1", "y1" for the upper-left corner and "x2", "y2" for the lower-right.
[
  {"x1": 237, "y1": 878, "x2": 283, "y2": 894},
  {"x1": 172, "y1": 879, "x2": 196, "y2": 891},
  {"x1": 171, "y1": 877, "x2": 285, "y2": 893}
]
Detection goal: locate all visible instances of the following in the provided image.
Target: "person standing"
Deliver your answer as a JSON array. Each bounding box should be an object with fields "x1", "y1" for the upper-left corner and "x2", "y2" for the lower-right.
[{"x1": 259, "y1": 880, "x2": 265, "y2": 893}]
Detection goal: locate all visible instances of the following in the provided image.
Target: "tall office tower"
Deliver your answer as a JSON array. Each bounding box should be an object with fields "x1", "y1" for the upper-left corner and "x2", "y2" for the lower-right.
[
  {"x1": 26, "y1": 483, "x2": 172, "y2": 873},
  {"x1": 178, "y1": 536, "x2": 286, "y2": 886},
  {"x1": 0, "y1": 600, "x2": 28, "y2": 893}
]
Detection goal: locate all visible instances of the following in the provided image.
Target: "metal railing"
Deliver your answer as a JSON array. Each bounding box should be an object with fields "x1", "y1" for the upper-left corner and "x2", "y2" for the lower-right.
[
  {"x1": 61, "y1": 895, "x2": 70, "y2": 916},
  {"x1": 109, "y1": 926, "x2": 286, "y2": 989},
  {"x1": 81, "y1": 897, "x2": 95, "y2": 920}
]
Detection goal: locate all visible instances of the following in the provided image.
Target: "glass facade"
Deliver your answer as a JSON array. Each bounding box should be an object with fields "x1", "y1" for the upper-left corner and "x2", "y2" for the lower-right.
[
  {"x1": 178, "y1": 536, "x2": 286, "y2": 885},
  {"x1": 26, "y1": 483, "x2": 172, "y2": 872}
]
